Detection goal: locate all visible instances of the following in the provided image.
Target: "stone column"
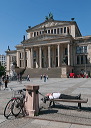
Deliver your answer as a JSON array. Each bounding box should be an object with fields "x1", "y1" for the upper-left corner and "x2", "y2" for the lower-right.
[
  {"x1": 23, "y1": 48, "x2": 26, "y2": 68},
  {"x1": 6, "y1": 55, "x2": 10, "y2": 75},
  {"x1": 70, "y1": 44, "x2": 73, "y2": 66},
  {"x1": 31, "y1": 47, "x2": 33, "y2": 68},
  {"x1": 16, "y1": 51, "x2": 20, "y2": 67},
  {"x1": 68, "y1": 43, "x2": 70, "y2": 65},
  {"x1": 48, "y1": 45, "x2": 51, "y2": 68},
  {"x1": 57, "y1": 44, "x2": 60, "y2": 67},
  {"x1": 28, "y1": 49, "x2": 31, "y2": 68},
  {"x1": 39, "y1": 47, "x2": 42, "y2": 68}
]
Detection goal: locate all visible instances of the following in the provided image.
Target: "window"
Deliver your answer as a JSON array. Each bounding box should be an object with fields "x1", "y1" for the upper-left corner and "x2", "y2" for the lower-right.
[
  {"x1": 57, "y1": 28, "x2": 59, "y2": 34},
  {"x1": 76, "y1": 46, "x2": 80, "y2": 54},
  {"x1": 65, "y1": 48, "x2": 68, "y2": 55},
  {"x1": 37, "y1": 32, "x2": 38, "y2": 36},
  {"x1": 34, "y1": 32, "x2": 36, "y2": 37},
  {"x1": 25, "y1": 60, "x2": 27, "y2": 67},
  {"x1": 67, "y1": 27, "x2": 70, "y2": 34},
  {"x1": 56, "y1": 48, "x2": 58, "y2": 56},
  {"x1": 64, "y1": 27, "x2": 66, "y2": 33},
  {"x1": 81, "y1": 55, "x2": 83, "y2": 64},
  {"x1": 77, "y1": 56, "x2": 80, "y2": 64},
  {"x1": 33, "y1": 51, "x2": 36, "y2": 57},
  {"x1": 85, "y1": 55, "x2": 87, "y2": 64},
  {"x1": 40, "y1": 31, "x2": 42, "y2": 34},
  {"x1": 25, "y1": 52, "x2": 27, "y2": 59},
  {"x1": 42, "y1": 50, "x2": 44, "y2": 57},
  {"x1": 51, "y1": 29, "x2": 53, "y2": 34},
  {"x1": 54, "y1": 29, "x2": 56, "y2": 34},
  {"x1": 80, "y1": 46, "x2": 83, "y2": 53},
  {"x1": 60, "y1": 28, "x2": 63, "y2": 33},
  {"x1": 84, "y1": 46, "x2": 87, "y2": 53},
  {"x1": 76, "y1": 46, "x2": 87, "y2": 54},
  {"x1": 48, "y1": 30, "x2": 50, "y2": 33},
  {"x1": 20, "y1": 52, "x2": 23, "y2": 59}
]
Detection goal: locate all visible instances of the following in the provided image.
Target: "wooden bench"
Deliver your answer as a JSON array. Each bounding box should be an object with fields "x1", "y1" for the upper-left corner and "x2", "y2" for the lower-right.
[{"x1": 49, "y1": 98, "x2": 88, "y2": 109}]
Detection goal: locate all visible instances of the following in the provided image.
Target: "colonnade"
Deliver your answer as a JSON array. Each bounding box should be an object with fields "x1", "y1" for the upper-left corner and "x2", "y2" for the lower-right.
[{"x1": 16, "y1": 43, "x2": 71, "y2": 69}]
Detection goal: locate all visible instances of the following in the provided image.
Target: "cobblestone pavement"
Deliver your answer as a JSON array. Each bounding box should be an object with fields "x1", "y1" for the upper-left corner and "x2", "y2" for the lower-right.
[{"x1": 0, "y1": 78, "x2": 91, "y2": 128}]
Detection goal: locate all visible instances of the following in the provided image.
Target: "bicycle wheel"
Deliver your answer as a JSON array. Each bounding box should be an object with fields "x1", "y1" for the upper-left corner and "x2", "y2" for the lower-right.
[
  {"x1": 4, "y1": 99, "x2": 14, "y2": 118},
  {"x1": 11, "y1": 97, "x2": 22, "y2": 117}
]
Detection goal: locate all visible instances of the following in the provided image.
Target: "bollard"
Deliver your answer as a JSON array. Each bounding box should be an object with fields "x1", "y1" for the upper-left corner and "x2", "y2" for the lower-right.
[{"x1": 25, "y1": 85, "x2": 39, "y2": 117}]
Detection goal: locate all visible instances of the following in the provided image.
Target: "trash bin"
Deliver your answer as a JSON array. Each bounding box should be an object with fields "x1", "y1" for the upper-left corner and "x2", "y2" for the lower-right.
[{"x1": 25, "y1": 85, "x2": 39, "y2": 117}]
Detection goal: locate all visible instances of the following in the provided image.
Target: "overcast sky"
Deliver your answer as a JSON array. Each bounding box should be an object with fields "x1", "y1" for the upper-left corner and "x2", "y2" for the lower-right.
[{"x1": 0, "y1": 0, "x2": 91, "y2": 54}]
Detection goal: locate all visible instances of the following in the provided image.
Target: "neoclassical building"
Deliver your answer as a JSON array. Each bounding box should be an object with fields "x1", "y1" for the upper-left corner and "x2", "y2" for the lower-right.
[{"x1": 6, "y1": 15, "x2": 91, "y2": 77}]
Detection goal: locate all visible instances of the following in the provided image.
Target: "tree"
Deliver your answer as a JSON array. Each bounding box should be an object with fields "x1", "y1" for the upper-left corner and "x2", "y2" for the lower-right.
[{"x1": 0, "y1": 65, "x2": 5, "y2": 77}]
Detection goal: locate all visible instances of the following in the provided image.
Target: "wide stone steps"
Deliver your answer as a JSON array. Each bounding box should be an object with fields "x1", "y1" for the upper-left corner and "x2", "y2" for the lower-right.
[{"x1": 22, "y1": 68, "x2": 61, "y2": 78}]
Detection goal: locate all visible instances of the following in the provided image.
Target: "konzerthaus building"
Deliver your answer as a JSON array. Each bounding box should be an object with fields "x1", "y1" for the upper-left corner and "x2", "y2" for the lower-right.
[{"x1": 5, "y1": 14, "x2": 91, "y2": 77}]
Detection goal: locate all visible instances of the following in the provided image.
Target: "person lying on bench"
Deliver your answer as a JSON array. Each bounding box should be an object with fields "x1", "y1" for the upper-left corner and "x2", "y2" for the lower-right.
[{"x1": 41, "y1": 92, "x2": 81, "y2": 103}]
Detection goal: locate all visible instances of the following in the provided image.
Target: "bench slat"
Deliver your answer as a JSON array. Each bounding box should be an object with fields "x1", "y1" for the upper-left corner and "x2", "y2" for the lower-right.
[{"x1": 50, "y1": 98, "x2": 88, "y2": 103}]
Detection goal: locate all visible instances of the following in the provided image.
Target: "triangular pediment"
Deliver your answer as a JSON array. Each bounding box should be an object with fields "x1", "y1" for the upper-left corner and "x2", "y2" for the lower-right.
[{"x1": 27, "y1": 20, "x2": 72, "y2": 32}]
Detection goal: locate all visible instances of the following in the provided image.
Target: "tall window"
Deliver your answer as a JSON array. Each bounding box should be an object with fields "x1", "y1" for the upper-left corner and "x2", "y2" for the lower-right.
[
  {"x1": 25, "y1": 52, "x2": 27, "y2": 59},
  {"x1": 20, "y1": 52, "x2": 23, "y2": 59},
  {"x1": 51, "y1": 29, "x2": 53, "y2": 34},
  {"x1": 81, "y1": 55, "x2": 83, "y2": 64},
  {"x1": 60, "y1": 28, "x2": 63, "y2": 33},
  {"x1": 64, "y1": 27, "x2": 66, "y2": 33},
  {"x1": 67, "y1": 27, "x2": 70, "y2": 34},
  {"x1": 56, "y1": 48, "x2": 58, "y2": 56},
  {"x1": 54, "y1": 29, "x2": 56, "y2": 34},
  {"x1": 57, "y1": 28, "x2": 59, "y2": 34},
  {"x1": 85, "y1": 55, "x2": 87, "y2": 64},
  {"x1": 77, "y1": 56, "x2": 80, "y2": 64},
  {"x1": 34, "y1": 32, "x2": 36, "y2": 37},
  {"x1": 65, "y1": 48, "x2": 68, "y2": 55},
  {"x1": 84, "y1": 46, "x2": 87, "y2": 53},
  {"x1": 33, "y1": 51, "x2": 36, "y2": 57},
  {"x1": 48, "y1": 30, "x2": 50, "y2": 33},
  {"x1": 42, "y1": 50, "x2": 44, "y2": 57}
]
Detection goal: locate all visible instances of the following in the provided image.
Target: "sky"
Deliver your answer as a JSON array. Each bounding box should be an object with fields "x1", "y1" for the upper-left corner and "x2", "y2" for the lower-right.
[{"x1": 0, "y1": 0, "x2": 91, "y2": 55}]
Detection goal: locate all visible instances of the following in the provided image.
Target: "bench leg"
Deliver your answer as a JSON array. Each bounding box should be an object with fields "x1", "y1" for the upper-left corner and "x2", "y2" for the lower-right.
[
  {"x1": 78, "y1": 103, "x2": 81, "y2": 109},
  {"x1": 49, "y1": 101, "x2": 55, "y2": 108},
  {"x1": 49, "y1": 101, "x2": 52, "y2": 108}
]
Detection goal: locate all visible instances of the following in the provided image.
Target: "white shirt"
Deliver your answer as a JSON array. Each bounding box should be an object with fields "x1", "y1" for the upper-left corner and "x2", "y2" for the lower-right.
[{"x1": 49, "y1": 93, "x2": 61, "y2": 99}]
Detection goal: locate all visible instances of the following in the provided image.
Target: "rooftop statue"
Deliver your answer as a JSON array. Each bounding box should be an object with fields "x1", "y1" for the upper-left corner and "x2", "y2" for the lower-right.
[{"x1": 45, "y1": 12, "x2": 54, "y2": 21}]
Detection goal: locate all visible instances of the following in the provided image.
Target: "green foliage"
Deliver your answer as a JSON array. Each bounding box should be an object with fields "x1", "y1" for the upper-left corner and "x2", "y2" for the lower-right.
[{"x1": 0, "y1": 65, "x2": 5, "y2": 77}]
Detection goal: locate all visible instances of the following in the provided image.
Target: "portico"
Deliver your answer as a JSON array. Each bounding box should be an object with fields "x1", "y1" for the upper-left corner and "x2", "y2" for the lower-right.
[{"x1": 19, "y1": 41, "x2": 71, "y2": 70}]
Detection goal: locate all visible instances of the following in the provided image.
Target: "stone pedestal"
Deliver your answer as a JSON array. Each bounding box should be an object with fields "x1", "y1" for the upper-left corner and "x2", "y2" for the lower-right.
[
  {"x1": 25, "y1": 85, "x2": 39, "y2": 117},
  {"x1": 61, "y1": 66, "x2": 67, "y2": 78}
]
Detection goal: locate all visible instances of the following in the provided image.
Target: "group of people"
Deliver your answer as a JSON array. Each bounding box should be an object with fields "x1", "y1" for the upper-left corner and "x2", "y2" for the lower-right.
[{"x1": 40, "y1": 74, "x2": 48, "y2": 82}]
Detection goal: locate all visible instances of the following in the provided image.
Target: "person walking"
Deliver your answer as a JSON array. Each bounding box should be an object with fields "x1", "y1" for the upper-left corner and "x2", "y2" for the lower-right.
[
  {"x1": 4, "y1": 75, "x2": 9, "y2": 89},
  {"x1": 27, "y1": 74, "x2": 30, "y2": 81},
  {"x1": 44, "y1": 74, "x2": 46, "y2": 82}
]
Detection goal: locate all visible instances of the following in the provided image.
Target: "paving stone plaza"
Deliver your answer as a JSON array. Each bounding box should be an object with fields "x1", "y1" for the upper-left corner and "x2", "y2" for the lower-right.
[{"x1": 0, "y1": 78, "x2": 91, "y2": 128}]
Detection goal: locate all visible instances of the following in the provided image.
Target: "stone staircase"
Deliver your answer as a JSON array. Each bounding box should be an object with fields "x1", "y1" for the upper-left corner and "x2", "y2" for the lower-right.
[{"x1": 22, "y1": 67, "x2": 61, "y2": 78}]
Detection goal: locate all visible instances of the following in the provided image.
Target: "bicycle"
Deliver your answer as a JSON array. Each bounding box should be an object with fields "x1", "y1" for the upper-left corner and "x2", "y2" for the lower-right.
[{"x1": 4, "y1": 88, "x2": 26, "y2": 119}]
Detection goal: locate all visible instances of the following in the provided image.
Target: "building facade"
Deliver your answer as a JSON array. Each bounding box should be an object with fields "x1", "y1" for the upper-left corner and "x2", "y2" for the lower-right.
[
  {"x1": 5, "y1": 16, "x2": 91, "y2": 77},
  {"x1": 0, "y1": 55, "x2": 6, "y2": 67}
]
